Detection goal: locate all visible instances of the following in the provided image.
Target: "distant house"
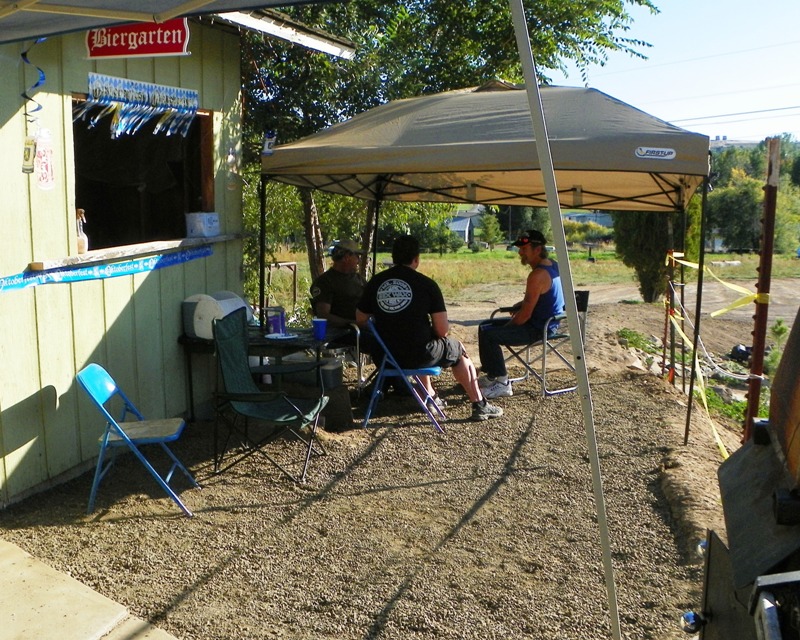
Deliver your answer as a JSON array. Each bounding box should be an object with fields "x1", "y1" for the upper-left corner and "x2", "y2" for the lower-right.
[
  {"x1": 448, "y1": 216, "x2": 473, "y2": 243},
  {"x1": 447, "y1": 204, "x2": 485, "y2": 244}
]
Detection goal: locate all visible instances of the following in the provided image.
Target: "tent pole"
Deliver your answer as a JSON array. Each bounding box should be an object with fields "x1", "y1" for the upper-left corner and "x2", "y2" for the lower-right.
[
  {"x1": 508, "y1": 2, "x2": 621, "y2": 638},
  {"x1": 259, "y1": 173, "x2": 267, "y2": 329},
  {"x1": 684, "y1": 173, "x2": 711, "y2": 445}
]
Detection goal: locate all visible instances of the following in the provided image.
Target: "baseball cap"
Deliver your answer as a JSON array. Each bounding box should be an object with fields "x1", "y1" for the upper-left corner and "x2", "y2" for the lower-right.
[
  {"x1": 513, "y1": 230, "x2": 547, "y2": 247},
  {"x1": 331, "y1": 239, "x2": 365, "y2": 256}
]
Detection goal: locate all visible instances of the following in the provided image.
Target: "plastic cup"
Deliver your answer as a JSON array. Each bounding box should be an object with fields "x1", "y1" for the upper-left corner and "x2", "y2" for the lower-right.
[{"x1": 312, "y1": 317, "x2": 327, "y2": 341}]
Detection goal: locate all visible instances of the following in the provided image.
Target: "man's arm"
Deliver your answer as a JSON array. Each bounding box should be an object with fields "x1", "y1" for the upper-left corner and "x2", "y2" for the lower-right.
[
  {"x1": 510, "y1": 268, "x2": 551, "y2": 325},
  {"x1": 355, "y1": 309, "x2": 371, "y2": 328},
  {"x1": 315, "y1": 301, "x2": 355, "y2": 328},
  {"x1": 430, "y1": 310, "x2": 449, "y2": 338}
]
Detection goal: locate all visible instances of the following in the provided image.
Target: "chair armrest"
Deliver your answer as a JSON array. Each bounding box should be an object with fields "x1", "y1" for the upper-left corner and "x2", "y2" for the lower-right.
[{"x1": 490, "y1": 306, "x2": 516, "y2": 319}]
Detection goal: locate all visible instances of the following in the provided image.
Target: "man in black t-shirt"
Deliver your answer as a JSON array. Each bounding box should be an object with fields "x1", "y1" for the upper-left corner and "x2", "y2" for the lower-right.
[
  {"x1": 356, "y1": 235, "x2": 502, "y2": 422},
  {"x1": 310, "y1": 239, "x2": 366, "y2": 327}
]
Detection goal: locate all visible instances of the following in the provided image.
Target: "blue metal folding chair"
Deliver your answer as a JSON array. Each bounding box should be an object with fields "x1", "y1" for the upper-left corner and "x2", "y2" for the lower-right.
[
  {"x1": 361, "y1": 318, "x2": 447, "y2": 434},
  {"x1": 77, "y1": 363, "x2": 199, "y2": 517}
]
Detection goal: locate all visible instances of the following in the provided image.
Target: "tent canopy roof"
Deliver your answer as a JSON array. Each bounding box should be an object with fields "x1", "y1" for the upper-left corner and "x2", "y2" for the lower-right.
[
  {"x1": 261, "y1": 83, "x2": 710, "y2": 212},
  {"x1": 0, "y1": 0, "x2": 336, "y2": 45}
]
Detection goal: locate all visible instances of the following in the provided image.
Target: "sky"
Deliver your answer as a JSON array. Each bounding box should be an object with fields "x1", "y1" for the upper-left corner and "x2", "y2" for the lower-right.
[{"x1": 545, "y1": 0, "x2": 800, "y2": 143}]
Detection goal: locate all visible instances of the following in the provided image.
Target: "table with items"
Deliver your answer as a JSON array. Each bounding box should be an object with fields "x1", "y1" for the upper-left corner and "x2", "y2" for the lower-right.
[{"x1": 179, "y1": 325, "x2": 349, "y2": 422}]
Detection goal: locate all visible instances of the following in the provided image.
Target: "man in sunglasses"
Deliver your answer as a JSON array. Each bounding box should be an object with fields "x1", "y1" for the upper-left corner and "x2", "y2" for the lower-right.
[
  {"x1": 478, "y1": 229, "x2": 565, "y2": 398},
  {"x1": 310, "y1": 239, "x2": 366, "y2": 327}
]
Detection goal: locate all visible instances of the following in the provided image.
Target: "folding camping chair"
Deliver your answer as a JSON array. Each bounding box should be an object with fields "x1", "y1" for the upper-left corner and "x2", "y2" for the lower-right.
[
  {"x1": 490, "y1": 290, "x2": 590, "y2": 397},
  {"x1": 361, "y1": 317, "x2": 447, "y2": 434},
  {"x1": 212, "y1": 307, "x2": 329, "y2": 482},
  {"x1": 76, "y1": 363, "x2": 199, "y2": 517}
]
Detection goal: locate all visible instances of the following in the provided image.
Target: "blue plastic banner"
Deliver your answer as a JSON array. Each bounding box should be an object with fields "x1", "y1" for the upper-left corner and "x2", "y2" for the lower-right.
[{"x1": 0, "y1": 246, "x2": 212, "y2": 293}]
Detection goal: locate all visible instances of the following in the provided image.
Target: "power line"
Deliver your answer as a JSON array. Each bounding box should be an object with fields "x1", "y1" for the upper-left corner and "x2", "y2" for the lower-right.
[
  {"x1": 592, "y1": 39, "x2": 800, "y2": 77},
  {"x1": 672, "y1": 104, "x2": 800, "y2": 124},
  {"x1": 645, "y1": 82, "x2": 800, "y2": 106}
]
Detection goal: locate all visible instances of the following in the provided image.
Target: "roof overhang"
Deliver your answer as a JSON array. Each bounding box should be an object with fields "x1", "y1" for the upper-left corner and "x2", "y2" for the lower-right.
[
  {"x1": 0, "y1": 0, "x2": 343, "y2": 46},
  {"x1": 212, "y1": 9, "x2": 354, "y2": 59}
]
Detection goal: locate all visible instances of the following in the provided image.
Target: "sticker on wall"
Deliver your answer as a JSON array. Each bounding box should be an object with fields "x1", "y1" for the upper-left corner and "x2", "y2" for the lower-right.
[{"x1": 34, "y1": 128, "x2": 55, "y2": 191}]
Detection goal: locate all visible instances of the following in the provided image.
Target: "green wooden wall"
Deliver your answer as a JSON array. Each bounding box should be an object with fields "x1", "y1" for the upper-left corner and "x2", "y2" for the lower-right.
[{"x1": 0, "y1": 23, "x2": 243, "y2": 506}]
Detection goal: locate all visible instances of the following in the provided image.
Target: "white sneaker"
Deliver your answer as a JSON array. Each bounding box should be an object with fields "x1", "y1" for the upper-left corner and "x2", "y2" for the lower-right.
[
  {"x1": 482, "y1": 380, "x2": 513, "y2": 399},
  {"x1": 478, "y1": 375, "x2": 497, "y2": 389}
]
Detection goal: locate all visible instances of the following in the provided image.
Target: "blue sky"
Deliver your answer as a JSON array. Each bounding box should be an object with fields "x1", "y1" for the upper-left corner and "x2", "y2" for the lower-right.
[{"x1": 544, "y1": 0, "x2": 800, "y2": 143}]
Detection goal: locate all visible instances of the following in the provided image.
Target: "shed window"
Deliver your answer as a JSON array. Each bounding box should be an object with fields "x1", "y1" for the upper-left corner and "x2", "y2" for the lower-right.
[{"x1": 72, "y1": 101, "x2": 213, "y2": 250}]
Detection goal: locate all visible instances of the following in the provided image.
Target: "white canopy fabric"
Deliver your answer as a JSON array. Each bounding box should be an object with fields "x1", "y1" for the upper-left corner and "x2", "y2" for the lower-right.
[
  {"x1": 261, "y1": 82, "x2": 710, "y2": 212},
  {"x1": 0, "y1": 0, "x2": 335, "y2": 45}
]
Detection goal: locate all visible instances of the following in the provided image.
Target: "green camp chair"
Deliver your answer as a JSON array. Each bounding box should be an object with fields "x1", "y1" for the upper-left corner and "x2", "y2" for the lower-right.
[{"x1": 212, "y1": 307, "x2": 329, "y2": 482}]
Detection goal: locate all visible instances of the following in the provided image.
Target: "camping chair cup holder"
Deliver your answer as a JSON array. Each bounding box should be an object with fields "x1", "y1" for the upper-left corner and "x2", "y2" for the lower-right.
[
  {"x1": 76, "y1": 363, "x2": 199, "y2": 517},
  {"x1": 212, "y1": 307, "x2": 329, "y2": 483},
  {"x1": 490, "y1": 290, "x2": 589, "y2": 397}
]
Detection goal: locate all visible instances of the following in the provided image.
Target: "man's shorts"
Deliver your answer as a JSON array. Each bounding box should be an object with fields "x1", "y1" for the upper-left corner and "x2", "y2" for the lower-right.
[{"x1": 421, "y1": 336, "x2": 465, "y2": 368}]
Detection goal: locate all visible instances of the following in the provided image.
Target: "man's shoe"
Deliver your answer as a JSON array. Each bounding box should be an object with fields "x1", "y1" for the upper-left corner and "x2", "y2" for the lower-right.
[
  {"x1": 471, "y1": 400, "x2": 503, "y2": 421},
  {"x1": 425, "y1": 394, "x2": 447, "y2": 411},
  {"x1": 478, "y1": 375, "x2": 497, "y2": 389},
  {"x1": 482, "y1": 380, "x2": 513, "y2": 399}
]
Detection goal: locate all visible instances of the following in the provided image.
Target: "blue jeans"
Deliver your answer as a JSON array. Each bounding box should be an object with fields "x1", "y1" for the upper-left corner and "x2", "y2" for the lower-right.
[{"x1": 478, "y1": 318, "x2": 550, "y2": 378}]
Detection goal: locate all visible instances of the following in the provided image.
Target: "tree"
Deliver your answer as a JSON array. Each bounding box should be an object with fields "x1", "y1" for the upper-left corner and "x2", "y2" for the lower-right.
[
  {"x1": 478, "y1": 211, "x2": 504, "y2": 248},
  {"x1": 242, "y1": 0, "x2": 660, "y2": 279},
  {"x1": 612, "y1": 211, "x2": 682, "y2": 302},
  {"x1": 707, "y1": 171, "x2": 763, "y2": 252}
]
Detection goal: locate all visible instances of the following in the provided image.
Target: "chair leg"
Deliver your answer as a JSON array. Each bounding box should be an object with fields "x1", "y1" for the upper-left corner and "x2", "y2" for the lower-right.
[
  {"x1": 400, "y1": 375, "x2": 446, "y2": 434},
  {"x1": 127, "y1": 445, "x2": 195, "y2": 517},
  {"x1": 87, "y1": 435, "x2": 113, "y2": 515},
  {"x1": 542, "y1": 339, "x2": 578, "y2": 397},
  {"x1": 361, "y1": 368, "x2": 386, "y2": 430}
]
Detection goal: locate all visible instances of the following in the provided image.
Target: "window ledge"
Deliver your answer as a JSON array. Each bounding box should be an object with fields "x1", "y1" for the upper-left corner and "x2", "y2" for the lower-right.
[{"x1": 27, "y1": 235, "x2": 240, "y2": 272}]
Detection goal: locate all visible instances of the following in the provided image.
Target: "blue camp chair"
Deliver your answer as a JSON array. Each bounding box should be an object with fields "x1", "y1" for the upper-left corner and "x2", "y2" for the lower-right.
[
  {"x1": 361, "y1": 318, "x2": 446, "y2": 434},
  {"x1": 76, "y1": 363, "x2": 199, "y2": 517}
]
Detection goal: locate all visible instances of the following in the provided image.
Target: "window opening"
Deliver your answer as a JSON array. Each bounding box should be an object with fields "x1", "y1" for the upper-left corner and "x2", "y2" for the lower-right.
[{"x1": 72, "y1": 99, "x2": 213, "y2": 250}]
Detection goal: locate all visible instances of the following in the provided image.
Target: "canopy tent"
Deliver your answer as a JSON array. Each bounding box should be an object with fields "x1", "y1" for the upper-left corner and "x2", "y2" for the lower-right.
[
  {"x1": 260, "y1": 79, "x2": 711, "y2": 640},
  {"x1": 260, "y1": 82, "x2": 710, "y2": 211},
  {"x1": 0, "y1": 0, "x2": 339, "y2": 45}
]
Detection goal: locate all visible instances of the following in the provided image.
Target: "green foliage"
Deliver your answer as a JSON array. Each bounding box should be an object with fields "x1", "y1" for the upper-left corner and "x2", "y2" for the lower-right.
[
  {"x1": 562, "y1": 219, "x2": 612, "y2": 245},
  {"x1": 765, "y1": 318, "x2": 790, "y2": 375},
  {"x1": 612, "y1": 211, "x2": 683, "y2": 302},
  {"x1": 478, "y1": 211, "x2": 504, "y2": 248},
  {"x1": 707, "y1": 173, "x2": 763, "y2": 252},
  {"x1": 702, "y1": 388, "x2": 746, "y2": 422},
  {"x1": 617, "y1": 328, "x2": 659, "y2": 354}
]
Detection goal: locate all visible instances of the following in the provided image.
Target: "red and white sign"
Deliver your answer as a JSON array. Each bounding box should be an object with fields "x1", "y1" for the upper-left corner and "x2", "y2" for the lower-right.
[{"x1": 86, "y1": 18, "x2": 190, "y2": 59}]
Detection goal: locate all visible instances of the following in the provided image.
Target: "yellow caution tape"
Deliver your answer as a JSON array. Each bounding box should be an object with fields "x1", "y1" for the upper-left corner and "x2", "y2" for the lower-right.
[{"x1": 666, "y1": 312, "x2": 730, "y2": 460}]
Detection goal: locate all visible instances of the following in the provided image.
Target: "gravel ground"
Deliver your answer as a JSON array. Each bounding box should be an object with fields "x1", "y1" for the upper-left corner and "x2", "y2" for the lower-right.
[{"x1": 0, "y1": 285, "x2": 772, "y2": 640}]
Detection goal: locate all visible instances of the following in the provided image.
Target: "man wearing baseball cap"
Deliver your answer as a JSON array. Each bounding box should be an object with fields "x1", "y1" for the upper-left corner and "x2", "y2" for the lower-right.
[
  {"x1": 477, "y1": 229, "x2": 565, "y2": 398},
  {"x1": 310, "y1": 239, "x2": 366, "y2": 327}
]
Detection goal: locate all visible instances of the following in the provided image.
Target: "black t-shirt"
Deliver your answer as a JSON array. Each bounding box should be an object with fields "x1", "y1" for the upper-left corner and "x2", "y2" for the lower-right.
[
  {"x1": 310, "y1": 268, "x2": 365, "y2": 321},
  {"x1": 358, "y1": 265, "x2": 446, "y2": 367}
]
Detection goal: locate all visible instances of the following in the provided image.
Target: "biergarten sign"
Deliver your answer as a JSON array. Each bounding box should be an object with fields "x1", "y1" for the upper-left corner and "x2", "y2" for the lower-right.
[{"x1": 86, "y1": 18, "x2": 190, "y2": 59}]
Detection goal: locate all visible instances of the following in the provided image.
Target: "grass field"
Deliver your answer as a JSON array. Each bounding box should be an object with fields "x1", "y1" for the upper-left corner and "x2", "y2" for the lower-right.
[{"x1": 261, "y1": 247, "x2": 800, "y2": 310}]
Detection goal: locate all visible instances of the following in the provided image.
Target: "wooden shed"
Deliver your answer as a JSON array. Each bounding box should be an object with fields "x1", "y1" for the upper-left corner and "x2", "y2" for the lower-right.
[{"x1": 0, "y1": 21, "x2": 243, "y2": 506}]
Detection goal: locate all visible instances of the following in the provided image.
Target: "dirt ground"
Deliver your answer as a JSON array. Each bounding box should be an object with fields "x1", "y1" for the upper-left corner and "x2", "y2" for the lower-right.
[{"x1": 0, "y1": 278, "x2": 797, "y2": 639}]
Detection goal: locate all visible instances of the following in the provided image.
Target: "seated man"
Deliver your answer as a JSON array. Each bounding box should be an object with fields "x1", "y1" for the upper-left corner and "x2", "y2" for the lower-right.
[
  {"x1": 356, "y1": 235, "x2": 502, "y2": 422},
  {"x1": 310, "y1": 239, "x2": 366, "y2": 329},
  {"x1": 478, "y1": 229, "x2": 565, "y2": 399}
]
